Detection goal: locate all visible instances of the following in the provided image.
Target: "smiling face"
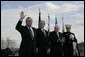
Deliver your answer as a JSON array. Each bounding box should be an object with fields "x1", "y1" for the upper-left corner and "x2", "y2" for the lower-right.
[
  {"x1": 66, "y1": 27, "x2": 71, "y2": 32},
  {"x1": 39, "y1": 20, "x2": 45, "y2": 28},
  {"x1": 65, "y1": 24, "x2": 71, "y2": 32},
  {"x1": 26, "y1": 17, "x2": 33, "y2": 26}
]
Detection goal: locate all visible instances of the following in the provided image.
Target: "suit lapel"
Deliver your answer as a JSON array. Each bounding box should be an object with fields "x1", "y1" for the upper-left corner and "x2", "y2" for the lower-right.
[
  {"x1": 40, "y1": 28, "x2": 44, "y2": 37},
  {"x1": 54, "y1": 31, "x2": 59, "y2": 39},
  {"x1": 25, "y1": 26, "x2": 31, "y2": 38},
  {"x1": 25, "y1": 26, "x2": 34, "y2": 40},
  {"x1": 32, "y1": 27, "x2": 35, "y2": 37},
  {"x1": 39, "y1": 28, "x2": 47, "y2": 38}
]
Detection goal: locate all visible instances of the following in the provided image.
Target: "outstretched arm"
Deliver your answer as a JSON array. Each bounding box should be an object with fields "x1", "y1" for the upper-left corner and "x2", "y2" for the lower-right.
[{"x1": 15, "y1": 11, "x2": 26, "y2": 32}]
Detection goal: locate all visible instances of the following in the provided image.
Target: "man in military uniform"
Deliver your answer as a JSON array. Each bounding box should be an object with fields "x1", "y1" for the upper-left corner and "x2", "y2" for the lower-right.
[{"x1": 63, "y1": 24, "x2": 77, "y2": 56}]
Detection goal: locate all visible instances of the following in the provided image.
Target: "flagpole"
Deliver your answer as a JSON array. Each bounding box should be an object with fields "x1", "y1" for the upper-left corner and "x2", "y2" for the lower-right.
[
  {"x1": 61, "y1": 16, "x2": 64, "y2": 56},
  {"x1": 48, "y1": 14, "x2": 50, "y2": 33},
  {"x1": 62, "y1": 16, "x2": 64, "y2": 33}
]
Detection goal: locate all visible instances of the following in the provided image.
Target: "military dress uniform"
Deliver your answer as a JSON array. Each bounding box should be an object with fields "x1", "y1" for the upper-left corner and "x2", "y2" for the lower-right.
[{"x1": 63, "y1": 24, "x2": 77, "y2": 56}]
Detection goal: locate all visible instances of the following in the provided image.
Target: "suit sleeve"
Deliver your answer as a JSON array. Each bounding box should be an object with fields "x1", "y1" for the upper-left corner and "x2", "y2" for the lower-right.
[{"x1": 15, "y1": 20, "x2": 24, "y2": 33}]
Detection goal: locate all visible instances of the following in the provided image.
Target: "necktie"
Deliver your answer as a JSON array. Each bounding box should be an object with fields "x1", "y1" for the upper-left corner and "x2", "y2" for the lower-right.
[
  {"x1": 29, "y1": 27, "x2": 34, "y2": 39},
  {"x1": 57, "y1": 32, "x2": 59, "y2": 38},
  {"x1": 42, "y1": 29, "x2": 46, "y2": 37}
]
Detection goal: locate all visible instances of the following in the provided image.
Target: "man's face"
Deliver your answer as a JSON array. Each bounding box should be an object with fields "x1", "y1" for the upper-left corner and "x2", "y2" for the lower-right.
[
  {"x1": 54, "y1": 26, "x2": 60, "y2": 32},
  {"x1": 66, "y1": 27, "x2": 71, "y2": 32},
  {"x1": 39, "y1": 21, "x2": 45, "y2": 28},
  {"x1": 26, "y1": 18, "x2": 33, "y2": 26}
]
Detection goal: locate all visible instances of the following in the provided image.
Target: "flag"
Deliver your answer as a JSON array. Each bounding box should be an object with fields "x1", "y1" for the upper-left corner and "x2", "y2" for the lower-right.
[
  {"x1": 48, "y1": 14, "x2": 50, "y2": 33},
  {"x1": 61, "y1": 16, "x2": 65, "y2": 56},
  {"x1": 38, "y1": 8, "x2": 41, "y2": 28},
  {"x1": 55, "y1": 15, "x2": 58, "y2": 26},
  {"x1": 62, "y1": 16, "x2": 64, "y2": 33}
]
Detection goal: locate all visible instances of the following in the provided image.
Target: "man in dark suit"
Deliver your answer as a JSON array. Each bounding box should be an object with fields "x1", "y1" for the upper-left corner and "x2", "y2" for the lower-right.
[
  {"x1": 16, "y1": 11, "x2": 37, "y2": 56},
  {"x1": 36, "y1": 20, "x2": 49, "y2": 56},
  {"x1": 49, "y1": 25, "x2": 63, "y2": 56},
  {"x1": 63, "y1": 24, "x2": 77, "y2": 56}
]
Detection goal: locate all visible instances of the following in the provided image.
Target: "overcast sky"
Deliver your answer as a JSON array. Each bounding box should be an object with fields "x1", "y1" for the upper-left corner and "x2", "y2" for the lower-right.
[{"x1": 1, "y1": 1, "x2": 84, "y2": 48}]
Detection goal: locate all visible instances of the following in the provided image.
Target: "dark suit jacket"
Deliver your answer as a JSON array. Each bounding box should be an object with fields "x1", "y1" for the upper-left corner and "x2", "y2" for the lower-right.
[
  {"x1": 16, "y1": 20, "x2": 37, "y2": 56},
  {"x1": 49, "y1": 31, "x2": 63, "y2": 47},
  {"x1": 36, "y1": 28, "x2": 49, "y2": 56},
  {"x1": 63, "y1": 32, "x2": 77, "y2": 46},
  {"x1": 49, "y1": 31, "x2": 63, "y2": 56}
]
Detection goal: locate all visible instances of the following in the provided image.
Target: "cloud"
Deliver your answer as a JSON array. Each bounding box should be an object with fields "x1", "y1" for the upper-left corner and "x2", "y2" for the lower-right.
[
  {"x1": 1, "y1": 2, "x2": 84, "y2": 48},
  {"x1": 72, "y1": 26, "x2": 84, "y2": 43},
  {"x1": 1, "y1": 1, "x2": 13, "y2": 10},
  {"x1": 69, "y1": 13, "x2": 84, "y2": 18}
]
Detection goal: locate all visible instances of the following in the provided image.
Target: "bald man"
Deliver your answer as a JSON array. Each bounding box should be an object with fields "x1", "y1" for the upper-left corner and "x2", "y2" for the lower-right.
[{"x1": 49, "y1": 25, "x2": 63, "y2": 56}]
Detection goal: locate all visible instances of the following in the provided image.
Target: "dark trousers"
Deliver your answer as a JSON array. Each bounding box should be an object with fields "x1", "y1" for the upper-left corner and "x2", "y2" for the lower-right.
[{"x1": 37, "y1": 48, "x2": 47, "y2": 56}]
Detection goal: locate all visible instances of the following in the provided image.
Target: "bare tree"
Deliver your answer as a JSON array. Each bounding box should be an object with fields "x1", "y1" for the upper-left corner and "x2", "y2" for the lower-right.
[
  {"x1": 1, "y1": 37, "x2": 7, "y2": 50},
  {"x1": 6, "y1": 37, "x2": 19, "y2": 56}
]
